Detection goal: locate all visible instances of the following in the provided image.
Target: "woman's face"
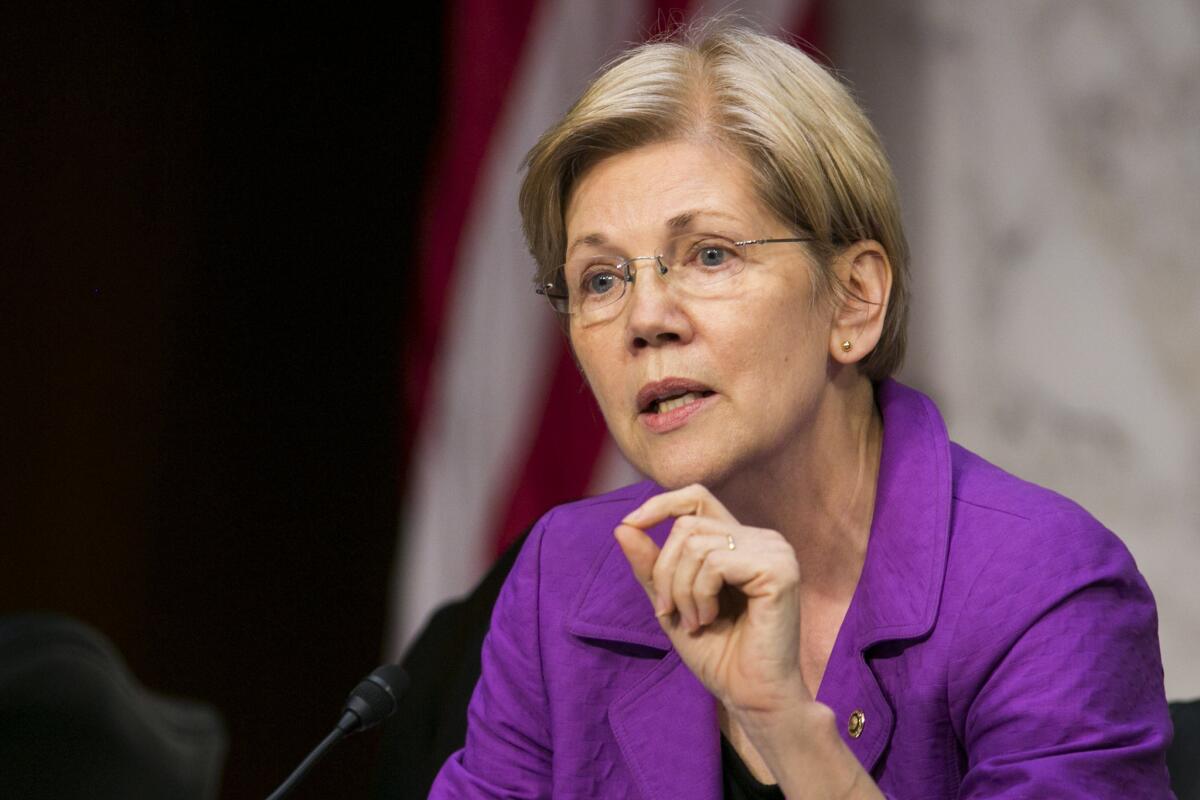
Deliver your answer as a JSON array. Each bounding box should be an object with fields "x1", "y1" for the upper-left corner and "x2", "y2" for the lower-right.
[{"x1": 564, "y1": 139, "x2": 840, "y2": 491}]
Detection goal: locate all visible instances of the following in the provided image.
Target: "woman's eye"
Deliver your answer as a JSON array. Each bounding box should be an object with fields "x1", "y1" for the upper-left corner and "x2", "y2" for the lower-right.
[
  {"x1": 582, "y1": 269, "x2": 620, "y2": 296},
  {"x1": 691, "y1": 243, "x2": 736, "y2": 269}
]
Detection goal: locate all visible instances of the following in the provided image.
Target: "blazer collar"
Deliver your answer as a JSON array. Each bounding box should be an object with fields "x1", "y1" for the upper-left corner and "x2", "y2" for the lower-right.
[
  {"x1": 565, "y1": 484, "x2": 672, "y2": 652},
  {"x1": 848, "y1": 378, "x2": 954, "y2": 649}
]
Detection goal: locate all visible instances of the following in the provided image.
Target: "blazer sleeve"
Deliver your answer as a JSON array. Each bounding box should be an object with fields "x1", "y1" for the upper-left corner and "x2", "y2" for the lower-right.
[
  {"x1": 947, "y1": 510, "x2": 1174, "y2": 798},
  {"x1": 428, "y1": 513, "x2": 555, "y2": 799}
]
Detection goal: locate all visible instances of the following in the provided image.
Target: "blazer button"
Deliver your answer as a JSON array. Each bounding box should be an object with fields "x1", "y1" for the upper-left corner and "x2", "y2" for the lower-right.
[{"x1": 848, "y1": 709, "x2": 865, "y2": 739}]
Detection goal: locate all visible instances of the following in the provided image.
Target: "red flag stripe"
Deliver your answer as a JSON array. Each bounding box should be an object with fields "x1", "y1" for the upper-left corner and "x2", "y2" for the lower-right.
[
  {"x1": 406, "y1": 0, "x2": 542, "y2": 443},
  {"x1": 488, "y1": 339, "x2": 609, "y2": 557},
  {"x1": 788, "y1": 0, "x2": 826, "y2": 63}
]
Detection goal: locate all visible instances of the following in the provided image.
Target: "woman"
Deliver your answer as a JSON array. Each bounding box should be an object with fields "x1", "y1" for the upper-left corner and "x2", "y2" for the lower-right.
[{"x1": 429, "y1": 22, "x2": 1173, "y2": 799}]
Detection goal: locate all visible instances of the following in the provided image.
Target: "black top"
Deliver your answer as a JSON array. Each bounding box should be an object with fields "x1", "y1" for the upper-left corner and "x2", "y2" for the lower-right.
[{"x1": 721, "y1": 734, "x2": 784, "y2": 800}]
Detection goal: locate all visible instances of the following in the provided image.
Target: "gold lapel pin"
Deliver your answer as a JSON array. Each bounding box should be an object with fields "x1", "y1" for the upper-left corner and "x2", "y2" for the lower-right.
[{"x1": 848, "y1": 709, "x2": 865, "y2": 739}]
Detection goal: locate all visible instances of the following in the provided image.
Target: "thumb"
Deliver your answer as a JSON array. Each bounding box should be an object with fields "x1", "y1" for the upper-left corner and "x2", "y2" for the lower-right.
[{"x1": 614, "y1": 523, "x2": 661, "y2": 602}]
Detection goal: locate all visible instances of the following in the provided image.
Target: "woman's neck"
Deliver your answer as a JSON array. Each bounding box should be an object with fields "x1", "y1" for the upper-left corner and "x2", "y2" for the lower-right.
[{"x1": 714, "y1": 374, "x2": 883, "y2": 600}]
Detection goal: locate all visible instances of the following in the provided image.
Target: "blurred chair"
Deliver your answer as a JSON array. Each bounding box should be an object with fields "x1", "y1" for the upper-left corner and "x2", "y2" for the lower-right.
[
  {"x1": 0, "y1": 613, "x2": 226, "y2": 800},
  {"x1": 373, "y1": 529, "x2": 527, "y2": 799},
  {"x1": 1170, "y1": 698, "x2": 1200, "y2": 800}
]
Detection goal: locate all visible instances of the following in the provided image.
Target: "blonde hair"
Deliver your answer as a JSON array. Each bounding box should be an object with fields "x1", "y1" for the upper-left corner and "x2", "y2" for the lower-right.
[{"x1": 519, "y1": 21, "x2": 910, "y2": 379}]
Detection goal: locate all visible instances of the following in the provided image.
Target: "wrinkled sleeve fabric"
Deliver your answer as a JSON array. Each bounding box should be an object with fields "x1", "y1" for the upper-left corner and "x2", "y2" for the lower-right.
[
  {"x1": 428, "y1": 512, "x2": 554, "y2": 799},
  {"x1": 948, "y1": 510, "x2": 1174, "y2": 798}
]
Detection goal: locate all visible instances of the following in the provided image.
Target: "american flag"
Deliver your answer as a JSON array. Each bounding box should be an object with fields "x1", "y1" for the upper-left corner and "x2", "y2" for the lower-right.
[{"x1": 386, "y1": 0, "x2": 823, "y2": 656}]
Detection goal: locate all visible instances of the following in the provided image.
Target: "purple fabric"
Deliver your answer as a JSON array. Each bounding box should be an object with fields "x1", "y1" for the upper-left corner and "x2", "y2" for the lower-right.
[{"x1": 429, "y1": 380, "x2": 1174, "y2": 798}]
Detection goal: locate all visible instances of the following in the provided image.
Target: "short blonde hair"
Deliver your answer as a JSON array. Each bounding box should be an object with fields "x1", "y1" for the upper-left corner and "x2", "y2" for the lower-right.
[{"x1": 519, "y1": 21, "x2": 911, "y2": 379}]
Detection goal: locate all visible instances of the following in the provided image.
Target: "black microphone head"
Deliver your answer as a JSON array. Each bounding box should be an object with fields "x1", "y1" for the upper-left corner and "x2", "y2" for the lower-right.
[{"x1": 338, "y1": 663, "x2": 409, "y2": 734}]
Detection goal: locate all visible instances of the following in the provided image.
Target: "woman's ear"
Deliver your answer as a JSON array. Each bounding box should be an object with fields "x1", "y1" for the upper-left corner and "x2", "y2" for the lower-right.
[{"x1": 828, "y1": 240, "x2": 893, "y2": 365}]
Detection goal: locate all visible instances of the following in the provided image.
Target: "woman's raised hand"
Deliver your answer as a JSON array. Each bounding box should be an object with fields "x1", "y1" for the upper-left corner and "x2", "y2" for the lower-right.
[{"x1": 615, "y1": 484, "x2": 811, "y2": 715}]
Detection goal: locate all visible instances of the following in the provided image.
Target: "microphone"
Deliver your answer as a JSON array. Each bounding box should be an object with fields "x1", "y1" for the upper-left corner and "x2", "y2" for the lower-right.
[{"x1": 266, "y1": 663, "x2": 410, "y2": 800}]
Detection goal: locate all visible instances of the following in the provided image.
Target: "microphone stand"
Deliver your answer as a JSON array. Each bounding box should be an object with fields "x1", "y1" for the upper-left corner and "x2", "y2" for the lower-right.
[
  {"x1": 265, "y1": 666, "x2": 408, "y2": 800},
  {"x1": 266, "y1": 726, "x2": 346, "y2": 800}
]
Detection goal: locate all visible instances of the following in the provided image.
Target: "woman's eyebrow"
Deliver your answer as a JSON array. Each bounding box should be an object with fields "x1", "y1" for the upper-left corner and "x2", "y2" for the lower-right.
[
  {"x1": 566, "y1": 232, "x2": 608, "y2": 256},
  {"x1": 666, "y1": 208, "x2": 741, "y2": 231},
  {"x1": 665, "y1": 210, "x2": 699, "y2": 231}
]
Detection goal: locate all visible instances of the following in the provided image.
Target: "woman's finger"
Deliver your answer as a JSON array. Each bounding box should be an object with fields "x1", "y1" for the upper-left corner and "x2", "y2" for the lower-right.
[
  {"x1": 682, "y1": 530, "x2": 789, "y2": 629},
  {"x1": 621, "y1": 483, "x2": 736, "y2": 531},
  {"x1": 613, "y1": 523, "x2": 661, "y2": 604},
  {"x1": 692, "y1": 548, "x2": 729, "y2": 627},
  {"x1": 651, "y1": 514, "x2": 703, "y2": 616},
  {"x1": 623, "y1": 485, "x2": 739, "y2": 617},
  {"x1": 670, "y1": 533, "x2": 730, "y2": 630},
  {"x1": 655, "y1": 514, "x2": 747, "y2": 619}
]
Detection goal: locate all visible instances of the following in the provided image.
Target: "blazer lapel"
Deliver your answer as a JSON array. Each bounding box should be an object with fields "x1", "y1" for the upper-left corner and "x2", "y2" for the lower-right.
[
  {"x1": 608, "y1": 650, "x2": 722, "y2": 800},
  {"x1": 813, "y1": 629, "x2": 897, "y2": 776},
  {"x1": 567, "y1": 513, "x2": 721, "y2": 800},
  {"x1": 566, "y1": 518, "x2": 671, "y2": 651},
  {"x1": 816, "y1": 380, "x2": 954, "y2": 776}
]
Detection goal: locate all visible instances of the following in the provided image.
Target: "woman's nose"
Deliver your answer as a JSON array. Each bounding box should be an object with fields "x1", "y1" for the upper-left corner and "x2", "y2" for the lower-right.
[{"x1": 623, "y1": 260, "x2": 693, "y2": 350}]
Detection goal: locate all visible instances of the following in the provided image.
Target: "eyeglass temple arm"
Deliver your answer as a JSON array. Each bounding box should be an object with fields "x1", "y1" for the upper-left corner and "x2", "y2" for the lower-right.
[{"x1": 734, "y1": 236, "x2": 815, "y2": 246}]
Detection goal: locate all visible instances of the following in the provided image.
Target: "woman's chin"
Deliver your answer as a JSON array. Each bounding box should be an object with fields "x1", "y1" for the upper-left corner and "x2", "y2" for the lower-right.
[{"x1": 636, "y1": 449, "x2": 739, "y2": 493}]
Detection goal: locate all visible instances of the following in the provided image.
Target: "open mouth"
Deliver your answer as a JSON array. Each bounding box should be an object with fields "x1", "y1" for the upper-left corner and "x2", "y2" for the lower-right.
[{"x1": 642, "y1": 390, "x2": 716, "y2": 416}]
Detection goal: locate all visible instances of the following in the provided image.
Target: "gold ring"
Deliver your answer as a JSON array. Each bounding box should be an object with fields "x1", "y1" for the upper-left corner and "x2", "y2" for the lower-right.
[{"x1": 727, "y1": 534, "x2": 736, "y2": 551}]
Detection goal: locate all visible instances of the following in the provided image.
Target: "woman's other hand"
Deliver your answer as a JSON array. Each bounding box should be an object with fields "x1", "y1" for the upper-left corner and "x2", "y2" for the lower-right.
[{"x1": 615, "y1": 483, "x2": 811, "y2": 715}]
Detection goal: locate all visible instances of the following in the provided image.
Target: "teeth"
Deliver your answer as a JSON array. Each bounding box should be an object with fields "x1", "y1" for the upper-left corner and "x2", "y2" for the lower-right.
[{"x1": 656, "y1": 392, "x2": 701, "y2": 414}]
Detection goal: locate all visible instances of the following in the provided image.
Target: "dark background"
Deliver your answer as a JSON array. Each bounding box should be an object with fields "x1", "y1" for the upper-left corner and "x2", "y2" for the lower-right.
[{"x1": 2, "y1": 3, "x2": 444, "y2": 796}]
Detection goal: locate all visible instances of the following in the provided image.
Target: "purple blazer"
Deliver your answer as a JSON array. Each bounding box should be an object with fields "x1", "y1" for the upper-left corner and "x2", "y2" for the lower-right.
[{"x1": 430, "y1": 380, "x2": 1173, "y2": 798}]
